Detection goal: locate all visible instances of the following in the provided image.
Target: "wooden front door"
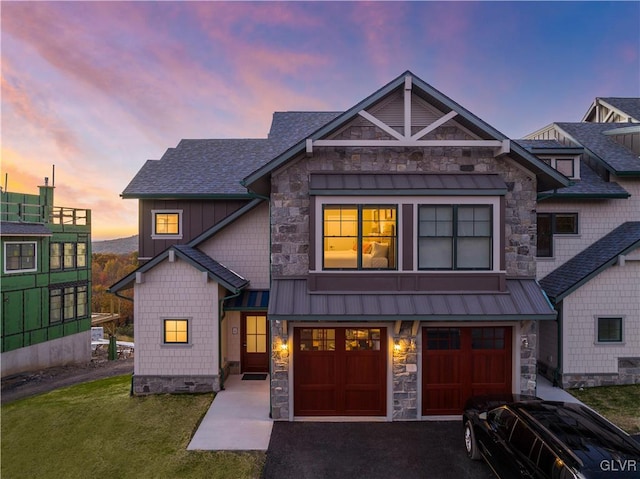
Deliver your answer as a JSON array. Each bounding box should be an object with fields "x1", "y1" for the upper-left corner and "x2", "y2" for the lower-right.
[
  {"x1": 422, "y1": 327, "x2": 512, "y2": 415},
  {"x1": 293, "y1": 327, "x2": 387, "y2": 416},
  {"x1": 241, "y1": 314, "x2": 269, "y2": 373}
]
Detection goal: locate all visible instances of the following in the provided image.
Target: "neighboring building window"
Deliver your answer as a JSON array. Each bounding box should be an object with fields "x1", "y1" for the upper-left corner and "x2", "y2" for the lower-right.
[
  {"x1": 50, "y1": 288, "x2": 62, "y2": 323},
  {"x1": 536, "y1": 213, "x2": 578, "y2": 257},
  {"x1": 322, "y1": 205, "x2": 397, "y2": 270},
  {"x1": 64, "y1": 243, "x2": 76, "y2": 269},
  {"x1": 597, "y1": 317, "x2": 623, "y2": 343},
  {"x1": 541, "y1": 157, "x2": 580, "y2": 179},
  {"x1": 49, "y1": 284, "x2": 88, "y2": 322},
  {"x1": 4, "y1": 242, "x2": 37, "y2": 273},
  {"x1": 50, "y1": 243, "x2": 62, "y2": 270},
  {"x1": 77, "y1": 242, "x2": 87, "y2": 268},
  {"x1": 418, "y1": 205, "x2": 492, "y2": 270},
  {"x1": 152, "y1": 210, "x2": 182, "y2": 239},
  {"x1": 164, "y1": 319, "x2": 189, "y2": 344}
]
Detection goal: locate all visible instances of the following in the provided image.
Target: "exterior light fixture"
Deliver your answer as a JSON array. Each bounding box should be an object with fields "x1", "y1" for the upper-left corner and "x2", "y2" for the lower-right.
[
  {"x1": 394, "y1": 340, "x2": 402, "y2": 352},
  {"x1": 280, "y1": 342, "x2": 289, "y2": 351}
]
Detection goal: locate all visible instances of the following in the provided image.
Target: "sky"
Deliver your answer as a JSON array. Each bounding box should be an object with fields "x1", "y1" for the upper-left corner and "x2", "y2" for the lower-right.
[{"x1": 1, "y1": 1, "x2": 639, "y2": 241}]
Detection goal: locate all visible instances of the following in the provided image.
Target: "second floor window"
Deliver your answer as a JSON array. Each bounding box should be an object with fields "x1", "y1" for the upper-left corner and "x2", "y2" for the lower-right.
[
  {"x1": 418, "y1": 205, "x2": 492, "y2": 270},
  {"x1": 322, "y1": 205, "x2": 397, "y2": 270},
  {"x1": 4, "y1": 242, "x2": 37, "y2": 273},
  {"x1": 536, "y1": 213, "x2": 578, "y2": 258},
  {"x1": 51, "y1": 242, "x2": 87, "y2": 270},
  {"x1": 152, "y1": 210, "x2": 182, "y2": 239}
]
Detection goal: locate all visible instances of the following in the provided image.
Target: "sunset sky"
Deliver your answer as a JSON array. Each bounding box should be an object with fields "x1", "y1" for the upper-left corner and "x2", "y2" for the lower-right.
[{"x1": 2, "y1": 1, "x2": 639, "y2": 240}]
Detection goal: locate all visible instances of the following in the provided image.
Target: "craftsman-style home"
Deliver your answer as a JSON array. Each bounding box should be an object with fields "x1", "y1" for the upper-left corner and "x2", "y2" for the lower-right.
[
  {"x1": 524, "y1": 97, "x2": 640, "y2": 389},
  {"x1": 110, "y1": 71, "x2": 571, "y2": 420}
]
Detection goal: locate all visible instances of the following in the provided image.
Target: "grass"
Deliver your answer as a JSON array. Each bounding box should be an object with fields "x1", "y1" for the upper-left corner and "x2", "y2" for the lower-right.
[
  {"x1": 569, "y1": 384, "x2": 640, "y2": 434},
  {"x1": 1, "y1": 375, "x2": 265, "y2": 479}
]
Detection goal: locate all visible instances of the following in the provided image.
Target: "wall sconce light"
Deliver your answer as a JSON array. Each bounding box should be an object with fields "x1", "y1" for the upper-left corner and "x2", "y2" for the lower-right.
[
  {"x1": 280, "y1": 342, "x2": 288, "y2": 351},
  {"x1": 394, "y1": 340, "x2": 402, "y2": 352},
  {"x1": 521, "y1": 336, "x2": 529, "y2": 349}
]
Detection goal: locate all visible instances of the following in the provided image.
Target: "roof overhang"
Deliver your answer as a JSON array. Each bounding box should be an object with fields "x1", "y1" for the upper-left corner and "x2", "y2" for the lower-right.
[
  {"x1": 268, "y1": 278, "x2": 557, "y2": 321},
  {"x1": 242, "y1": 71, "x2": 569, "y2": 196},
  {"x1": 0, "y1": 222, "x2": 52, "y2": 237}
]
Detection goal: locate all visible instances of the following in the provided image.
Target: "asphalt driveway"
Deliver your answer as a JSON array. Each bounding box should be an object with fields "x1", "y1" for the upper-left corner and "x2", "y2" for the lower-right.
[{"x1": 261, "y1": 421, "x2": 495, "y2": 479}]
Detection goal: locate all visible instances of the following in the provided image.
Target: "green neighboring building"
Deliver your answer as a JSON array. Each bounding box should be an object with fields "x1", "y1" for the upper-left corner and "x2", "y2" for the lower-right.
[{"x1": 1, "y1": 180, "x2": 92, "y2": 377}]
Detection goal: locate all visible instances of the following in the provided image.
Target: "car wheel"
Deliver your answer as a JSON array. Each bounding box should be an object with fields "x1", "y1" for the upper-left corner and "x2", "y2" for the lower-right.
[{"x1": 464, "y1": 421, "x2": 481, "y2": 460}]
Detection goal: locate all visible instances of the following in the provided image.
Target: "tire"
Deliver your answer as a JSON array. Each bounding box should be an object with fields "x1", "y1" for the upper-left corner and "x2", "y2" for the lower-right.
[{"x1": 464, "y1": 421, "x2": 481, "y2": 460}]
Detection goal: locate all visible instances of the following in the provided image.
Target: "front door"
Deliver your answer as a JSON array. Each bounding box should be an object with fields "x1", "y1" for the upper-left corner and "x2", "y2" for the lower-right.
[{"x1": 241, "y1": 314, "x2": 269, "y2": 373}]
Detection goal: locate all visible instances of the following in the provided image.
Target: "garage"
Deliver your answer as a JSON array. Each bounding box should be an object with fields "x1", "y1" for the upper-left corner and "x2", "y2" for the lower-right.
[
  {"x1": 422, "y1": 326, "x2": 512, "y2": 415},
  {"x1": 293, "y1": 327, "x2": 387, "y2": 416}
]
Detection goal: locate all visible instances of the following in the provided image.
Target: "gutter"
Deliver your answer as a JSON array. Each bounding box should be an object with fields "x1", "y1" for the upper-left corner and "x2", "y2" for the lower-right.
[{"x1": 218, "y1": 289, "x2": 243, "y2": 391}]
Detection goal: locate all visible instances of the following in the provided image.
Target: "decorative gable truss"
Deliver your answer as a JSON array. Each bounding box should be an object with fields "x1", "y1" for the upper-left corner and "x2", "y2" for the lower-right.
[{"x1": 305, "y1": 75, "x2": 510, "y2": 156}]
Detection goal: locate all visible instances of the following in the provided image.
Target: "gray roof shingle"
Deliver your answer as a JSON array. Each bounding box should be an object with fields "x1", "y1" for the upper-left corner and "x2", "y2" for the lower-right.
[
  {"x1": 0, "y1": 222, "x2": 52, "y2": 236},
  {"x1": 121, "y1": 111, "x2": 341, "y2": 198},
  {"x1": 540, "y1": 222, "x2": 640, "y2": 302},
  {"x1": 172, "y1": 244, "x2": 248, "y2": 290},
  {"x1": 556, "y1": 122, "x2": 640, "y2": 174}
]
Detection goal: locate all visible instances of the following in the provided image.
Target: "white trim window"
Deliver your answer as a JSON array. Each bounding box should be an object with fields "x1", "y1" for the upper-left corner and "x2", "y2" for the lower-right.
[
  {"x1": 152, "y1": 210, "x2": 183, "y2": 239},
  {"x1": 596, "y1": 316, "x2": 624, "y2": 344},
  {"x1": 4, "y1": 241, "x2": 37, "y2": 273}
]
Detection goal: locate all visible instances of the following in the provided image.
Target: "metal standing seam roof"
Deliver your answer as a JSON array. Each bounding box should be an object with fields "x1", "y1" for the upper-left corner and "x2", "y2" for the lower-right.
[
  {"x1": 268, "y1": 278, "x2": 556, "y2": 320},
  {"x1": 555, "y1": 122, "x2": 640, "y2": 175},
  {"x1": 309, "y1": 173, "x2": 507, "y2": 195},
  {"x1": 540, "y1": 222, "x2": 640, "y2": 303},
  {"x1": 0, "y1": 222, "x2": 52, "y2": 236},
  {"x1": 225, "y1": 290, "x2": 270, "y2": 310}
]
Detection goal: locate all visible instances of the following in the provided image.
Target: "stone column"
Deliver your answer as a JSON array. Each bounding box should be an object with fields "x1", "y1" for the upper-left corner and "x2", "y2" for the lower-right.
[{"x1": 392, "y1": 322, "x2": 418, "y2": 420}]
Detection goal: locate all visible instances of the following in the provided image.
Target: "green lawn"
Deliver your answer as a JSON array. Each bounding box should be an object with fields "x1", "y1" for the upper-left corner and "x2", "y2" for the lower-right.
[
  {"x1": 570, "y1": 384, "x2": 640, "y2": 434},
  {"x1": 1, "y1": 375, "x2": 265, "y2": 479}
]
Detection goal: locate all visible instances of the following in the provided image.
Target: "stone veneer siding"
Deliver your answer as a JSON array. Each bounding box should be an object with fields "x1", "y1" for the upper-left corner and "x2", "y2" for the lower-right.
[{"x1": 269, "y1": 124, "x2": 542, "y2": 419}]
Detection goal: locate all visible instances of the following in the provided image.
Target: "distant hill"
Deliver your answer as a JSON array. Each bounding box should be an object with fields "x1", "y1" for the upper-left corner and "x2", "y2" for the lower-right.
[{"x1": 92, "y1": 235, "x2": 138, "y2": 255}]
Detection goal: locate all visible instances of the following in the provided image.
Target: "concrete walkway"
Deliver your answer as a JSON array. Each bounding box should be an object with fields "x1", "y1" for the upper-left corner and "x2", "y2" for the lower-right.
[
  {"x1": 187, "y1": 373, "x2": 273, "y2": 451},
  {"x1": 536, "y1": 375, "x2": 582, "y2": 403}
]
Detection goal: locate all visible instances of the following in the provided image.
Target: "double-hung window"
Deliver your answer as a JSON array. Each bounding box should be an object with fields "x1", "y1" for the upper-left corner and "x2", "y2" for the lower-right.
[
  {"x1": 4, "y1": 242, "x2": 37, "y2": 273},
  {"x1": 418, "y1": 205, "x2": 492, "y2": 270},
  {"x1": 322, "y1": 205, "x2": 397, "y2": 270},
  {"x1": 152, "y1": 210, "x2": 182, "y2": 239}
]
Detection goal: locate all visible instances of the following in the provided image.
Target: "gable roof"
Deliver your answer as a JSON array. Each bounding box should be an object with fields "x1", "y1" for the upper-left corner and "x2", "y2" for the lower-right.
[
  {"x1": 555, "y1": 122, "x2": 640, "y2": 176},
  {"x1": 121, "y1": 112, "x2": 341, "y2": 199},
  {"x1": 109, "y1": 244, "x2": 249, "y2": 294},
  {"x1": 540, "y1": 222, "x2": 640, "y2": 303},
  {"x1": 582, "y1": 97, "x2": 640, "y2": 123},
  {"x1": 242, "y1": 70, "x2": 569, "y2": 195}
]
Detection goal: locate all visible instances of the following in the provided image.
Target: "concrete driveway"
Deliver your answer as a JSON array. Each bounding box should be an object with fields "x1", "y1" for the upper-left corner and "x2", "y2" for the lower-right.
[{"x1": 261, "y1": 421, "x2": 495, "y2": 479}]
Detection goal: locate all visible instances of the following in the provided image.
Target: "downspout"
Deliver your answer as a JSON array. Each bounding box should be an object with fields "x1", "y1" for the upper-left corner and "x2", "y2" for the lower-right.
[
  {"x1": 554, "y1": 301, "x2": 563, "y2": 387},
  {"x1": 218, "y1": 289, "x2": 242, "y2": 391}
]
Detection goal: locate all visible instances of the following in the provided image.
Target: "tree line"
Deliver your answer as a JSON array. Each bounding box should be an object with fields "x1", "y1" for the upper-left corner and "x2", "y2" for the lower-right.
[{"x1": 92, "y1": 252, "x2": 137, "y2": 324}]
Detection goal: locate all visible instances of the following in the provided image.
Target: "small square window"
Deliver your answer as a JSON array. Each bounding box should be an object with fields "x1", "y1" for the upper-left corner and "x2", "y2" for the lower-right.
[
  {"x1": 597, "y1": 317, "x2": 623, "y2": 343},
  {"x1": 152, "y1": 210, "x2": 182, "y2": 239},
  {"x1": 164, "y1": 319, "x2": 189, "y2": 344}
]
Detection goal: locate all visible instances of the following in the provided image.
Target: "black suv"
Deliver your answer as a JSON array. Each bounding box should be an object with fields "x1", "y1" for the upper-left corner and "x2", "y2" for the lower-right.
[{"x1": 463, "y1": 395, "x2": 640, "y2": 478}]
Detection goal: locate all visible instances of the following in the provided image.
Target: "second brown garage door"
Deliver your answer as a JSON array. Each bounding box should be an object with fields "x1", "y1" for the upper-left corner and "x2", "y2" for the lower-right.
[
  {"x1": 293, "y1": 327, "x2": 387, "y2": 416},
  {"x1": 422, "y1": 326, "x2": 512, "y2": 415}
]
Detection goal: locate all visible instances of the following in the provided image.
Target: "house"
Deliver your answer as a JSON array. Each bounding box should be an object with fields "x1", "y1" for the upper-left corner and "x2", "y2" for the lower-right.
[
  {"x1": 1, "y1": 179, "x2": 92, "y2": 377},
  {"x1": 110, "y1": 71, "x2": 570, "y2": 420},
  {"x1": 522, "y1": 98, "x2": 640, "y2": 389}
]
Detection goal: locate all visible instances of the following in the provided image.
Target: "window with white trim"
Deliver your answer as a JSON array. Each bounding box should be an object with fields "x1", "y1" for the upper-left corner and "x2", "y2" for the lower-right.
[
  {"x1": 418, "y1": 205, "x2": 492, "y2": 270},
  {"x1": 152, "y1": 210, "x2": 182, "y2": 239},
  {"x1": 4, "y1": 241, "x2": 37, "y2": 273},
  {"x1": 596, "y1": 317, "x2": 623, "y2": 344}
]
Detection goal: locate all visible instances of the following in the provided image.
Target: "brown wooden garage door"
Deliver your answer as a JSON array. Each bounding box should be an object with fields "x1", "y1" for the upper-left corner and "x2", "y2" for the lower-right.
[
  {"x1": 294, "y1": 327, "x2": 387, "y2": 416},
  {"x1": 422, "y1": 326, "x2": 512, "y2": 415}
]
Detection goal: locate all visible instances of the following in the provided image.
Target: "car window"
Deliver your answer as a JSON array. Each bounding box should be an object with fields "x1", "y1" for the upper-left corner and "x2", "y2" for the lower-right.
[
  {"x1": 510, "y1": 419, "x2": 538, "y2": 457},
  {"x1": 488, "y1": 407, "x2": 517, "y2": 440}
]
